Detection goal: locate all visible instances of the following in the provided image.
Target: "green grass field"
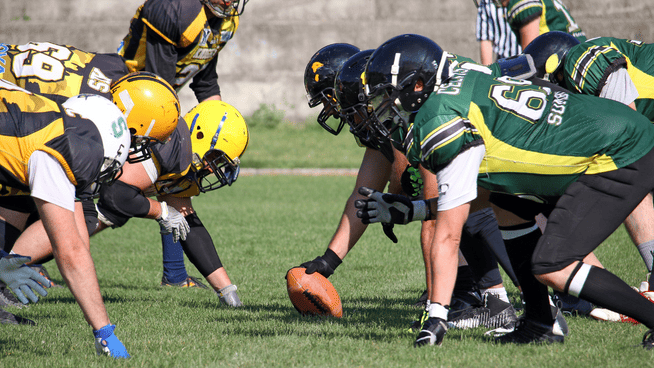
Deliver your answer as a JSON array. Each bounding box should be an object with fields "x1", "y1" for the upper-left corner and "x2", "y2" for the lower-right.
[{"x1": 1, "y1": 123, "x2": 654, "y2": 367}]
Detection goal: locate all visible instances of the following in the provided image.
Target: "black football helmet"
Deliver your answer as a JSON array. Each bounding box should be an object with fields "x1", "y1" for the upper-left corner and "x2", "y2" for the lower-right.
[
  {"x1": 523, "y1": 31, "x2": 581, "y2": 83},
  {"x1": 334, "y1": 49, "x2": 395, "y2": 162},
  {"x1": 304, "y1": 43, "x2": 360, "y2": 135},
  {"x1": 363, "y1": 34, "x2": 449, "y2": 148}
]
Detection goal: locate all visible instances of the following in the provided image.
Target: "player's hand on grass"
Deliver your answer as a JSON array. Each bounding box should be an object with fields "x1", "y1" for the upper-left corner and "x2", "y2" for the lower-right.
[
  {"x1": 355, "y1": 187, "x2": 431, "y2": 225},
  {"x1": 156, "y1": 201, "x2": 190, "y2": 243},
  {"x1": 93, "y1": 324, "x2": 130, "y2": 359},
  {"x1": 0, "y1": 251, "x2": 50, "y2": 304}
]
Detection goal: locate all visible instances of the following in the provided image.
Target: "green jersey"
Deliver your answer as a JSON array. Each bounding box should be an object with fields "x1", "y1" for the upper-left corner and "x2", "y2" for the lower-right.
[
  {"x1": 405, "y1": 67, "x2": 654, "y2": 204},
  {"x1": 562, "y1": 37, "x2": 654, "y2": 121},
  {"x1": 506, "y1": 0, "x2": 586, "y2": 44}
]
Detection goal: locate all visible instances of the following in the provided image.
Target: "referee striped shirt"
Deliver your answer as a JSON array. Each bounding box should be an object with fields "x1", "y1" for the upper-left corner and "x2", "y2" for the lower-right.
[{"x1": 475, "y1": 0, "x2": 521, "y2": 59}]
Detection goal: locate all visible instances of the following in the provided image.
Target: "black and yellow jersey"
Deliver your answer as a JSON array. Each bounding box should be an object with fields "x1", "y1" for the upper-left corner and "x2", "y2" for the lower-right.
[
  {"x1": 0, "y1": 81, "x2": 105, "y2": 196},
  {"x1": 142, "y1": 117, "x2": 196, "y2": 198},
  {"x1": 0, "y1": 42, "x2": 129, "y2": 104},
  {"x1": 118, "y1": 0, "x2": 238, "y2": 102}
]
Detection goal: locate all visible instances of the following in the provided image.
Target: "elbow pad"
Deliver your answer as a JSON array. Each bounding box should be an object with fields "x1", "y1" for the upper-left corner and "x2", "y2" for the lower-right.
[{"x1": 98, "y1": 180, "x2": 151, "y2": 220}]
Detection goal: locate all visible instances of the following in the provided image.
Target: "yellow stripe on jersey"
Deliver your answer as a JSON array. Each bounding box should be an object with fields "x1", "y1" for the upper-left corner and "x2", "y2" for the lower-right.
[
  {"x1": 468, "y1": 102, "x2": 618, "y2": 176},
  {"x1": 179, "y1": 8, "x2": 209, "y2": 49},
  {"x1": 624, "y1": 62, "x2": 654, "y2": 104},
  {"x1": 142, "y1": 18, "x2": 177, "y2": 46},
  {"x1": 570, "y1": 46, "x2": 615, "y2": 92}
]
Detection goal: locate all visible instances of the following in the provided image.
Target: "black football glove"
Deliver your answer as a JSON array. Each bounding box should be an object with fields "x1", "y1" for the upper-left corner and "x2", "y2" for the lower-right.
[
  {"x1": 299, "y1": 249, "x2": 342, "y2": 278},
  {"x1": 355, "y1": 186, "x2": 431, "y2": 225},
  {"x1": 382, "y1": 223, "x2": 398, "y2": 243}
]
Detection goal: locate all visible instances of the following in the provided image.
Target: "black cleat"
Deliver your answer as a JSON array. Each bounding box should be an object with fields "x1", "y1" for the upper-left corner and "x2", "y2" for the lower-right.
[
  {"x1": 642, "y1": 329, "x2": 654, "y2": 350},
  {"x1": 495, "y1": 318, "x2": 564, "y2": 344},
  {"x1": 552, "y1": 291, "x2": 594, "y2": 316},
  {"x1": 414, "y1": 317, "x2": 448, "y2": 347},
  {"x1": 161, "y1": 275, "x2": 208, "y2": 289},
  {"x1": 448, "y1": 294, "x2": 518, "y2": 330},
  {"x1": 0, "y1": 282, "x2": 23, "y2": 308},
  {"x1": 0, "y1": 307, "x2": 35, "y2": 326}
]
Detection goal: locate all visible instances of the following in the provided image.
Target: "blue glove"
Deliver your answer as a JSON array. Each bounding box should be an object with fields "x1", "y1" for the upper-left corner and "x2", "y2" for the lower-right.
[
  {"x1": 93, "y1": 324, "x2": 130, "y2": 359},
  {"x1": 0, "y1": 252, "x2": 50, "y2": 304}
]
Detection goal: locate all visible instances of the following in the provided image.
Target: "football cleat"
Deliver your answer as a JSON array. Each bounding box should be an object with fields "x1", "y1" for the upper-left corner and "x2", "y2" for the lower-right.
[
  {"x1": 0, "y1": 282, "x2": 24, "y2": 308},
  {"x1": 0, "y1": 307, "x2": 35, "y2": 325},
  {"x1": 552, "y1": 291, "x2": 594, "y2": 316},
  {"x1": 495, "y1": 318, "x2": 565, "y2": 345},
  {"x1": 448, "y1": 294, "x2": 518, "y2": 330},
  {"x1": 414, "y1": 317, "x2": 448, "y2": 347},
  {"x1": 408, "y1": 308, "x2": 430, "y2": 333},
  {"x1": 549, "y1": 295, "x2": 569, "y2": 336},
  {"x1": 642, "y1": 329, "x2": 654, "y2": 350},
  {"x1": 161, "y1": 275, "x2": 208, "y2": 289}
]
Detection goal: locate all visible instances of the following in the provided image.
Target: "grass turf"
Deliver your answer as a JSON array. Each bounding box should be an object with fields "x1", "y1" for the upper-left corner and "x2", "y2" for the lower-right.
[{"x1": 1, "y1": 176, "x2": 653, "y2": 367}]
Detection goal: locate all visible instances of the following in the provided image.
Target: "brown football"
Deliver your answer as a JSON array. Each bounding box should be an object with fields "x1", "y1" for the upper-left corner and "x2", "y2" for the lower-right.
[{"x1": 286, "y1": 267, "x2": 342, "y2": 318}]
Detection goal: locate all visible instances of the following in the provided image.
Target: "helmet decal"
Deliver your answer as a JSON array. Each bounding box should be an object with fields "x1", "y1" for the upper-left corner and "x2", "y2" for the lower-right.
[
  {"x1": 391, "y1": 53, "x2": 401, "y2": 87},
  {"x1": 210, "y1": 111, "x2": 228, "y2": 151}
]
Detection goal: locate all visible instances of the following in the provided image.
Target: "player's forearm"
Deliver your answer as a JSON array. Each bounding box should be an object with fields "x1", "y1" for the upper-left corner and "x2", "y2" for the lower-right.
[{"x1": 51, "y1": 239, "x2": 110, "y2": 330}]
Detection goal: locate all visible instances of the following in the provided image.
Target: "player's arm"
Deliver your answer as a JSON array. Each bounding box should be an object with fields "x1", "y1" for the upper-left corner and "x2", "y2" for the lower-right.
[
  {"x1": 96, "y1": 160, "x2": 189, "y2": 242},
  {"x1": 190, "y1": 54, "x2": 222, "y2": 102},
  {"x1": 300, "y1": 147, "x2": 392, "y2": 278},
  {"x1": 480, "y1": 40, "x2": 495, "y2": 65},
  {"x1": 518, "y1": 16, "x2": 540, "y2": 49}
]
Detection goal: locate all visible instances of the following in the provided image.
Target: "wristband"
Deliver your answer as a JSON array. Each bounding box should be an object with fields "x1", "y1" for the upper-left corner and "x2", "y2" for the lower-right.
[{"x1": 322, "y1": 248, "x2": 343, "y2": 271}]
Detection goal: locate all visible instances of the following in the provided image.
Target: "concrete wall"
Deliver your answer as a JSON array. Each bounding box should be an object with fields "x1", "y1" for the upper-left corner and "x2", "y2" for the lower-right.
[{"x1": 1, "y1": 0, "x2": 653, "y2": 122}]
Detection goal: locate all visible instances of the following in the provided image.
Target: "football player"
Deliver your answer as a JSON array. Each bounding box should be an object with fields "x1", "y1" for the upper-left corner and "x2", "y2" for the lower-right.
[
  {"x1": 495, "y1": 0, "x2": 586, "y2": 49},
  {"x1": 524, "y1": 32, "x2": 654, "y2": 318},
  {"x1": 0, "y1": 81, "x2": 131, "y2": 357},
  {"x1": 0, "y1": 41, "x2": 192, "y2": 285},
  {"x1": 118, "y1": 0, "x2": 247, "y2": 287},
  {"x1": 12, "y1": 99, "x2": 249, "y2": 307},
  {"x1": 297, "y1": 43, "x2": 520, "y2": 332},
  {"x1": 353, "y1": 34, "x2": 654, "y2": 349}
]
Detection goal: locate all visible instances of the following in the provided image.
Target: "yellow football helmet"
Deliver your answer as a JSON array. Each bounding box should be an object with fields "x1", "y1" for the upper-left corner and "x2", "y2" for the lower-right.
[
  {"x1": 110, "y1": 71, "x2": 180, "y2": 163},
  {"x1": 184, "y1": 100, "x2": 249, "y2": 193}
]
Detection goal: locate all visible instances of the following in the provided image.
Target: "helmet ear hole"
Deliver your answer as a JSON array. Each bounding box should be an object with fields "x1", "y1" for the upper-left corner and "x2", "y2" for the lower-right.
[
  {"x1": 129, "y1": 127, "x2": 137, "y2": 135},
  {"x1": 196, "y1": 132, "x2": 204, "y2": 140}
]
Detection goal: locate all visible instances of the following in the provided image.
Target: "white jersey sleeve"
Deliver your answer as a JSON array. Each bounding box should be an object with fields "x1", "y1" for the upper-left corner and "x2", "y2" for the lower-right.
[
  {"x1": 28, "y1": 150, "x2": 76, "y2": 212},
  {"x1": 599, "y1": 67, "x2": 639, "y2": 106},
  {"x1": 436, "y1": 145, "x2": 486, "y2": 211}
]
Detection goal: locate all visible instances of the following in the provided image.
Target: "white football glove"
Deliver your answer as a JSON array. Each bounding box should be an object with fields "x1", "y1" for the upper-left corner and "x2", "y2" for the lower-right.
[{"x1": 156, "y1": 202, "x2": 190, "y2": 243}]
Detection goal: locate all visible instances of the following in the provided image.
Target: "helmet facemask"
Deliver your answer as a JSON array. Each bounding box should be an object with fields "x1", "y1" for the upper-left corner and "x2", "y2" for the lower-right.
[
  {"x1": 306, "y1": 90, "x2": 344, "y2": 135},
  {"x1": 127, "y1": 134, "x2": 161, "y2": 163},
  {"x1": 190, "y1": 149, "x2": 241, "y2": 193},
  {"x1": 201, "y1": 0, "x2": 247, "y2": 18}
]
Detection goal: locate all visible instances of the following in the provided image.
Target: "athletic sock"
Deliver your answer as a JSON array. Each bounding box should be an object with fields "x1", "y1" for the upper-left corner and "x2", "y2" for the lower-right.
[
  {"x1": 637, "y1": 239, "x2": 654, "y2": 273},
  {"x1": 501, "y1": 221, "x2": 554, "y2": 325},
  {"x1": 578, "y1": 266, "x2": 654, "y2": 328},
  {"x1": 161, "y1": 233, "x2": 188, "y2": 283}
]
